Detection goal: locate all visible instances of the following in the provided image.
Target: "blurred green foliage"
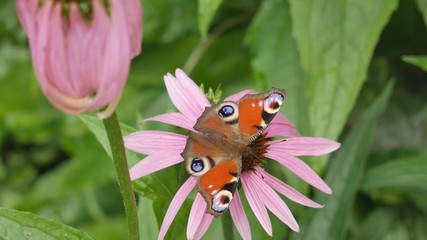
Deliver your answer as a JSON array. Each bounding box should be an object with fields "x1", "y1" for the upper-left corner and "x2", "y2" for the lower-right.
[{"x1": 1, "y1": 0, "x2": 427, "y2": 239}]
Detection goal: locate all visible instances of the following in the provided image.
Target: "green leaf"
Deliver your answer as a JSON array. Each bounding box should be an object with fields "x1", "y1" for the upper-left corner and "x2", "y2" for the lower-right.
[
  {"x1": 289, "y1": 0, "x2": 398, "y2": 141},
  {"x1": 245, "y1": 0, "x2": 310, "y2": 135},
  {"x1": 415, "y1": 0, "x2": 427, "y2": 28},
  {"x1": 141, "y1": 0, "x2": 198, "y2": 43},
  {"x1": 402, "y1": 55, "x2": 427, "y2": 72},
  {"x1": 18, "y1": 137, "x2": 114, "y2": 211},
  {"x1": 361, "y1": 154, "x2": 427, "y2": 191},
  {"x1": 79, "y1": 114, "x2": 140, "y2": 165},
  {"x1": 0, "y1": 207, "x2": 92, "y2": 240},
  {"x1": 292, "y1": 81, "x2": 394, "y2": 240},
  {"x1": 351, "y1": 208, "x2": 397, "y2": 240},
  {"x1": 198, "y1": 0, "x2": 223, "y2": 38},
  {"x1": 138, "y1": 197, "x2": 158, "y2": 240}
]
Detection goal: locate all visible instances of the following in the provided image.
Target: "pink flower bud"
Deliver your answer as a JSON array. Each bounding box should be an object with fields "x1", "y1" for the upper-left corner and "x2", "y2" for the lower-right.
[{"x1": 17, "y1": 0, "x2": 143, "y2": 117}]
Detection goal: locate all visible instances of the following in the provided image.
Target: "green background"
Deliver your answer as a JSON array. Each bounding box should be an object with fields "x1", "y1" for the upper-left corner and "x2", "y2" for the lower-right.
[{"x1": 1, "y1": 0, "x2": 427, "y2": 239}]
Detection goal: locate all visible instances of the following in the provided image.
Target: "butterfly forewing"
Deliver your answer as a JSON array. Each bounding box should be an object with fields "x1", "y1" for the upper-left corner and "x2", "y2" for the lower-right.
[{"x1": 238, "y1": 88, "x2": 285, "y2": 141}]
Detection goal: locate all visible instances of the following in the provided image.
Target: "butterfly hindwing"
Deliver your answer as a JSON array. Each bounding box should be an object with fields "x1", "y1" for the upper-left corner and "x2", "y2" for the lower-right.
[{"x1": 197, "y1": 159, "x2": 241, "y2": 215}]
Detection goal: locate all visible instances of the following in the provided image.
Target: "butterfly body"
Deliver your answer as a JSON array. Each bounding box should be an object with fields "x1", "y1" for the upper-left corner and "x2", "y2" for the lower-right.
[{"x1": 181, "y1": 88, "x2": 285, "y2": 216}]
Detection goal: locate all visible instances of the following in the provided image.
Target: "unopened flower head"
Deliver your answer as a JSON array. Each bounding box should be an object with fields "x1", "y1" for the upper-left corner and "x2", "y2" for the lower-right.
[{"x1": 17, "y1": 0, "x2": 142, "y2": 117}]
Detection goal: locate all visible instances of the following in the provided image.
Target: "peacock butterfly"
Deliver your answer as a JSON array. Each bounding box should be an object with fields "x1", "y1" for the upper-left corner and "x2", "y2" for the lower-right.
[{"x1": 181, "y1": 88, "x2": 285, "y2": 216}]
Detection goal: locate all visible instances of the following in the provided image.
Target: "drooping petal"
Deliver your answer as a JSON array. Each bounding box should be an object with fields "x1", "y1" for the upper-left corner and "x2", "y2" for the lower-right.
[
  {"x1": 266, "y1": 151, "x2": 332, "y2": 194},
  {"x1": 66, "y1": 2, "x2": 92, "y2": 97},
  {"x1": 241, "y1": 172, "x2": 272, "y2": 236},
  {"x1": 16, "y1": 0, "x2": 38, "y2": 46},
  {"x1": 187, "y1": 194, "x2": 207, "y2": 239},
  {"x1": 129, "y1": 152, "x2": 183, "y2": 180},
  {"x1": 247, "y1": 172, "x2": 299, "y2": 232},
  {"x1": 158, "y1": 177, "x2": 197, "y2": 240},
  {"x1": 269, "y1": 137, "x2": 340, "y2": 156},
  {"x1": 121, "y1": 0, "x2": 143, "y2": 58},
  {"x1": 224, "y1": 89, "x2": 255, "y2": 102},
  {"x1": 256, "y1": 167, "x2": 322, "y2": 208},
  {"x1": 44, "y1": 2, "x2": 70, "y2": 93},
  {"x1": 164, "y1": 69, "x2": 210, "y2": 123},
  {"x1": 266, "y1": 113, "x2": 300, "y2": 138},
  {"x1": 193, "y1": 213, "x2": 214, "y2": 240},
  {"x1": 90, "y1": 0, "x2": 131, "y2": 110},
  {"x1": 124, "y1": 130, "x2": 187, "y2": 155},
  {"x1": 145, "y1": 112, "x2": 195, "y2": 131},
  {"x1": 33, "y1": 1, "x2": 93, "y2": 114},
  {"x1": 230, "y1": 191, "x2": 252, "y2": 240}
]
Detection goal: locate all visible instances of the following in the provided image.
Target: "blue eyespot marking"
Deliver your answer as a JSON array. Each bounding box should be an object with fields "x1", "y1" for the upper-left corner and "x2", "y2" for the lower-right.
[
  {"x1": 191, "y1": 158, "x2": 204, "y2": 172},
  {"x1": 218, "y1": 105, "x2": 234, "y2": 118}
]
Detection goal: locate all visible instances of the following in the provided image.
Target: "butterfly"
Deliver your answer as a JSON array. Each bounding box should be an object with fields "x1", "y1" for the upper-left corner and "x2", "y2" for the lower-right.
[{"x1": 181, "y1": 88, "x2": 285, "y2": 216}]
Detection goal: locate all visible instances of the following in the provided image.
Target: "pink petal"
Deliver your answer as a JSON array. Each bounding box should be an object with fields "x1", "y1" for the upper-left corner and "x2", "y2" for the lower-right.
[
  {"x1": 247, "y1": 172, "x2": 299, "y2": 232},
  {"x1": 65, "y1": 3, "x2": 90, "y2": 97},
  {"x1": 187, "y1": 194, "x2": 207, "y2": 239},
  {"x1": 269, "y1": 137, "x2": 340, "y2": 156},
  {"x1": 80, "y1": 0, "x2": 109, "y2": 92},
  {"x1": 33, "y1": 2, "x2": 92, "y2": 114},
  {"x1": 122, "y1": 0, "x2": 143, "y2": 58},
  {"x1": 45, "y1": 3, "x2": 70, "y2": 93},
  {"x1": 266, "y1": 113, "x2": 300, "y2": 138},
  {"x1": 265, "y1": 151, "x2": 332, "y2": 194},
  {"x1": 129, "y1": 152, "x2": 183, "y2": 180},
  {"x1": 265, "y1": 124, "x2": 300, "y2": 138},
  {"x1": 256, "y1": 167, "x2": 322, "y2": 208},
  {"x1": 124, "y1": 130, "x2": 187, "y2": 155},
  {"x1": 145, "y1": 112, "x2": 195, "y2": 131},
  {"x1": 193, "y1": 213, "x2": 214, "y2": 240},
  {"x1": 90, "y1": 0, "x2": 131, "y2": 110},
  {"x1": 224, "y1": 89, "x2": 255, "y2": 102},
  {"x1": 230, "y1": 191, "x2": 252, "y2": 240},
  {"x1": 241, "y1": 172, "x2": 272, "y2": 236},
  {"x1": 158, "y1": 177, "x2": 198, "y2": 240},
  {"x1": 16, "y1": 0, "x2": 38, "y2": 44},
  {"x1": 164, "y1": 69, "x2": 210, "y2": 123}
]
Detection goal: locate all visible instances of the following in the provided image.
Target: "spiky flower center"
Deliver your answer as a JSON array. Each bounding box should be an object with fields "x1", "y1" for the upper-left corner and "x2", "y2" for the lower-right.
[{"x1": 241, "y1": 133, "x2": 269, "y2": 172}]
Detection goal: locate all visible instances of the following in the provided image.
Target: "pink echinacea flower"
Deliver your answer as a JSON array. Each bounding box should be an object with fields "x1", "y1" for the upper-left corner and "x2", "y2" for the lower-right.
[
  {"x1": 17, "y1": 0, "x2": 142, "y2": 117},
  {"x1": 125, "y1": 69, "x2": 340, "y2": 240}
]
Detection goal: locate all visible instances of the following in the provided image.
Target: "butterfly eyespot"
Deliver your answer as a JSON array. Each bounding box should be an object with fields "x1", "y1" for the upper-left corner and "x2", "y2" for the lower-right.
[
  {"x1": 211, "y1": 190, "x2": 233, "y2": 214},
  {"x1": 191, "y1": 158, "x2": 204, "y2": 172},
  {"x1": 218, "y1": 105, "x2": 234, "y2": 118}
]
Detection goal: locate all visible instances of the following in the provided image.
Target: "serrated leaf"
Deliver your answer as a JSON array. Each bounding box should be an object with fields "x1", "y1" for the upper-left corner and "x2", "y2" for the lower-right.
[
  {"x1": 361, "y1": 154, "x2": 427, "y2": 191},
  {"x1": 245, "y1": 0, "x2": 310, "y2": 135},
  {"x1": 402, "y1": 55, "x2": 427, "y2": 72},
  {"x1": 289, "y1": 0, "x2": 398, "y2": 142},
  {"x1": 197, "y1": 0, "x2": 222, "y2": 38},
  {"x1": 0, "y1": 208, "x2": 92, "y2": 240},
  {"x1": 292, "y1": 81, "x2": 394, "y2": 240}
]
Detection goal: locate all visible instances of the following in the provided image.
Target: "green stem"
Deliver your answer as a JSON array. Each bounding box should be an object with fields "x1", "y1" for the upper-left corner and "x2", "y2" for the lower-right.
[
  {"x1": 103, "y1": 112, "x2": 139, "y2": 240},
  {"x1": 221, "y1": 211, "x2": 235, "y2": 240}
]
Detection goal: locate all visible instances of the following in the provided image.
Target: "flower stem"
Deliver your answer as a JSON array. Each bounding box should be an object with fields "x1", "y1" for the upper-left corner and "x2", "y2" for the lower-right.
[
  {"x1": 103, "y1": 112, "x2": 139, "y2": 240},
  {"x1": 221, "y1": 211, "x2": 235, "y2": 240}
]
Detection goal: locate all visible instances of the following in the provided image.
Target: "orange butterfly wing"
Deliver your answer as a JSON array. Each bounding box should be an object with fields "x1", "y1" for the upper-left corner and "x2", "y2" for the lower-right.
[{"x1": 182, "y1": 88, "x2": 285, "y2": 216}]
